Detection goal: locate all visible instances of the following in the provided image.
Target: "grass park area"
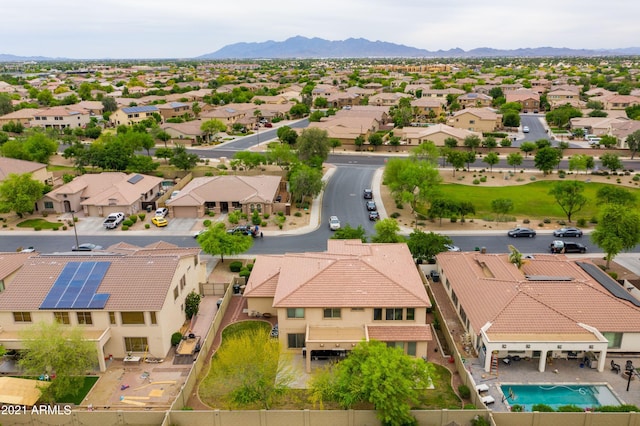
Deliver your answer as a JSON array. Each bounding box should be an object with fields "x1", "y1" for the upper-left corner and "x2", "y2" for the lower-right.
[
  {"x1": 199, "y1": 321, "x2": 460, "y2": 410},
  {"x1": 437, "y1": 180, "x2": 640, "y2": 221},
  {"x1": 17, "y1": 218, "x2": 65, "y2": 230}
]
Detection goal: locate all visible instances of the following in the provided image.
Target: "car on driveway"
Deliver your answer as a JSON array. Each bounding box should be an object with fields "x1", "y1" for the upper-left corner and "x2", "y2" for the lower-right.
[
  {"x1": 151, "y1": 217, "x2": 168, "y2": 227},
  {"x1": 553, "y1": 227, "x2": 583, "y2": 237},
  {"x1": 329, "y1": 216, "x2": 341, "y2": 230},
  {"x1": 550, "y1": 240, "x2": 587, "y2": 254},
  {"x1": 363, "y1": 189, "x2": 373, "y2": 199},
  {"x1": 72, "y1": 243, "x2": 103, "y2": 251},
  {"x1": 368, "y1": 211, "x2": 380, "y2": 221},
  {"x1": 507, "y1": 227, "x2": 536, "y2": 238},
  {"x1": 366, "y1": 201, "x2": 377, "y2": 211},
  {"x1": 155, "y1": 207, "x2": 168, "y2": 217}
]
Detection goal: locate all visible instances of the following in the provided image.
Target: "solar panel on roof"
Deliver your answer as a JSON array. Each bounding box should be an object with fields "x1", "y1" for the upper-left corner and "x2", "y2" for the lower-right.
[
  {"x1": 577, "y1": 262, "x2": 640, "y2": 307},
  {"x1": 127, "y1": 174, "x2": 144, "y2": 184},
  {"x1": 39, "y1": 261, "x2": 111, "y2": 310}
]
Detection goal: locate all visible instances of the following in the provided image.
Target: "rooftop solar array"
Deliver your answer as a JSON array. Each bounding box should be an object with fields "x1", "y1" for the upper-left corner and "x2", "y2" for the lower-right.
[
  {"x1": 40, "y1": 262, "x2": 111, "y2": 310},
  {"x1": 122, "y1": 106, "x2": 158, "y2": 114},
  {"x1": 127, "y1": 174, "x2": 144, "y2": 184},
  {"x1": 577, "y1": 261, "x2": 640, "y2": 307}
]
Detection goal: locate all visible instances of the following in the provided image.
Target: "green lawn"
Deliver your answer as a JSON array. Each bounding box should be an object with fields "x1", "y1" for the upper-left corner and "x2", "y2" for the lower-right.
[
  {"x1": 438, "y1": 180, "x2": 640, "y2": 221},
  {"x1": 12, "y1": 376, "x2": 99, "y2": 405},
  {"x1": 17, "y1": 219, "x2": 63, "y2": 230}
]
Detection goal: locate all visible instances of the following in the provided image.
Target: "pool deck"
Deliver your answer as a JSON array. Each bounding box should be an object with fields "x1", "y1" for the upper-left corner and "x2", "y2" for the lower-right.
[{"x1": 467, "y1": 356, "x2": 640, "y2": 412}]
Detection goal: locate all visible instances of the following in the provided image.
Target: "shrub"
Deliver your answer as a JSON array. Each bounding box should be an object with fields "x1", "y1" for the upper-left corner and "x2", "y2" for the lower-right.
[
  {"x1": 277, "y1": 211, "x2": 284, "y2": 217},
  {"x1": 53, "y1": 227, "x2": 59, "y2": 231},
  {"x1": 608, "y1": 271, "x2": 618, "y2": 280},
  {"x1": 203, "y1": 219, "x2": 212, "y2": 227},
  {"x1": 538, "y1": 223, "x2": 544, "y2": 227},
  {"x1": 62, "y1": 225, "x2": 67, "y2": 230},
  {"x1": 128, "y1": 215, "x2": 138, "y2": 223},
  {"x1": 633, "y1": 175, "x2": 640, "y2": 182},
  {"x1": 246, "y1": 263, "x2": 254, "y2": 271},
  {"x1": 577, "y1": 218, "x2": 587, "y2": 227},
  {"x1": 122, "y1": 225, "x2": 129, "y2": 231},
  {"x1": 510, "y1": 404, "x2": 524, "y2": 412},
  {"x1": 558, "y1": 405, "x2": 585, "y2": 412},
  {"x1": 543, "y1": 218, "x2": 551, "y2": 224},
  {"x1": 229, "y1": 261, "x2": 243, "y2": 272},
  {"x1": 251, "y1": 210, "x2": 261, "y2": 225},
  {"x1": 458, "y1": 384, "x2": 471, "y2": 399},
  {"x1": 590, "y1": 216, "x2": 598, "y2": 224},
  {"x1": 138, "y1": 213, "x2": 146, "y2": 221},
  {"x1": 217, "y1": 164, "x2": 228, "y2": 170},
  {"x1": 171, "y1": 332, "x2": 183, "y2": 346},
  {"x1": 480, "y1": 176, "x2": 487, "y2": 182},
  {"x1": 73, "y1": 216, "x2": 78, "y2": 222},
  {"x1": 395, "y1": 202, "x2": 404, "y2": 209},
  {"x1": 122, "y1": 219, "x2": 133, "y2": 227},
  {"x1": 228, "y1": 211, "x2": 241, "y2": 224},
  {"x1": 263, "y1": 213, "x2": 270, "y2": 219},
  {"x1": 558, "y1": 220, "x2": 566, "y2": 226},
  {"x1": 390, "y1": 212, "x2": 400, "y2": 218},
  {"x1": 204, "y1": 171, "x2": 213, "y2": 177},
  {"x1": 530, "y1": 176, "x2": 536, "y2": 181},
  {"x1": 472, "y1": 179, "x2": 480, "y2": 185},
  {"x1": 34, "y1": 226, "x2": 42, "y2": 231},
  {"x1": 450, "y1": 216, "x2": 458, "y2": 223},
  {"x1": 523, "y1": 218, "x2": 530, "y2": 224},
  {"x1": 208, "y1": 211, "x2": 216, "y2": 217},
  {"x1": 294, "y1": 212, "x2": 302, "y2": 217},
  {"x1": 145, "y1": 223, "x2": 150, "y2": 229},
  {"x1": 471, "y1": 416, "x2": 491, "y2": 426},
  {"x1": 532, "y1": 404, "x2": 554, "y2": 412},
  {"x1": 261, "y1": 221, "x2": 267, "y2": 227},
  {"x1": 239, "y1": 269, "x2": 251, "y2": 279}
]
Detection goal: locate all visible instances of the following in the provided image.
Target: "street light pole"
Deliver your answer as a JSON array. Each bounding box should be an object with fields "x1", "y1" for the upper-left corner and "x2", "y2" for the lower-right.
[
  {"x1": 71, "y1": 211, "x2": 80, "y2": 250},
  {"x1": 626, "y1": 360, "x2": 634, "y2": 392}
]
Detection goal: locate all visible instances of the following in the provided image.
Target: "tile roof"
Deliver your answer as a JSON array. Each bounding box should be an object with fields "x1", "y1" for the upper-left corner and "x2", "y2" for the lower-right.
[
  {"x1": 367, "y1": 325, "x2": 432, "y2": 342},
  {"x1": 436, "y1": 252, "x2": 640, "y2": 338},
  {"x1": 0, "y1": 252, "x2": 37, "y2": 280},
  {"x1": 0, "y1": 158, "x2": 46, "y2": 180},
  {"x1": 167, "y1": 175, "x2": 281, "y2": 206},
  {"x1": 246, "y1": 240, "x2": 429, "y2": 309},
  {"x1": 0, "y1": 242, "x2": 198, "y2": 312}
]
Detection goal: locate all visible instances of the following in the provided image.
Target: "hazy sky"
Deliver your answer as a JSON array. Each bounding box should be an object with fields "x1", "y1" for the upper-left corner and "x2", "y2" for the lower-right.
[{"x1": 3, "y1": 0, "x2": 638, "y2": 59}]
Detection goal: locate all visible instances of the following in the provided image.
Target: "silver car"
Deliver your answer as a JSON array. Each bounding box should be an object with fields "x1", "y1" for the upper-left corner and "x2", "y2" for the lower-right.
[{"x1": 329, "y1": 216, "x2": 341, "y2": 231}]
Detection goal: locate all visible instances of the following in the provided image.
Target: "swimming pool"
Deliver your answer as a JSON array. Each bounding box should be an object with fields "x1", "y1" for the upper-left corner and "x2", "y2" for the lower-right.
[{"x1": 500, "y1": 384, "x2": 622, "y2": 410}]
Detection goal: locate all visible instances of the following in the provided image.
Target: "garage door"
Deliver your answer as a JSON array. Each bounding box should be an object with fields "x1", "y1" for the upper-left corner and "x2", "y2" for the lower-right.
[{"x1": 172, "y1": 206, "x2": 199, "y2": 218}]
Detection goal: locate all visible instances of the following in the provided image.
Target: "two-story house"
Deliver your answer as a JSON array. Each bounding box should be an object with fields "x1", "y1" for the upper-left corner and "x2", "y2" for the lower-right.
[
  {"x1": 0, "y1": 242, "x2": 205, "y2": 372},
  {"x1": 448, "y1": 108, "x2": 502, "y2": 133},
  {"x1": 243, "y1": 240, "x2": 432, "y2": 373},
  {"x1": 31, "y1": 106, "x2": 91, "y2": 132},
  {"x1": 109, "y1": 105, "x2": 159, "y2": 127},
  {"x1": 505, "y1": 89, "x2": 540, "y2": 113}
]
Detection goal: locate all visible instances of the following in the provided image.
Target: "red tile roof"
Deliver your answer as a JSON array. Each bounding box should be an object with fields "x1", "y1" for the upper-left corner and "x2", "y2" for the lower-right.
[{"x1": 367, "y1": 325, "x2": 432, "y2": 342}]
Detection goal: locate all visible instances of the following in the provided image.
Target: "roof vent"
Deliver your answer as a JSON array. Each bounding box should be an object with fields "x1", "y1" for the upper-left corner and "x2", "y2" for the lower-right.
[{"x1": 525, "y1": 275, "x2": 574, "y2": 281}]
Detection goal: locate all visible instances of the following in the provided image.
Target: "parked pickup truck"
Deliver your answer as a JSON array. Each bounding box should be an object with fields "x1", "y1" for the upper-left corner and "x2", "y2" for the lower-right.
[{"x1": 103, "y1": 212, "x2": 125, "y2": 229}]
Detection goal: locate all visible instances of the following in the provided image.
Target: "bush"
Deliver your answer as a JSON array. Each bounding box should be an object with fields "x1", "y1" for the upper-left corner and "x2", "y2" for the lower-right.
[
  {"x1": 395, "y1": 202, "x2": 404, "y2": 209},
  {"x1": 458, "y1": 384, "x2": 471, "y2": 399},
  {"x1": 590, "y1": 216, "x2": 598, "y2": 224},
  {"x1": 62, "y1": 225, "x2": 67, "y2": 230},
  {"x1": 128, "y1": 215, "x2": 138, "y2": 223},
  {"x1": 34, "y1": 226, "x2": 42, "y2": 231},
  {"x1": 122, "y1": 225, "x2": 129, "y2": 231},
  {"x1": 531, "y1": 404, "x2": 554, "y2": 412},
  {"x1": 229, "y1": 261, "x2": 243, "y2": 272},
  {"x1": 294, "y1": 212, "x2": 302, "y2": 217},
  {"x1": 390, "y1": 212, "x2": 401, "y2": 219},
  {"x1": 138, "y1": 213, "x2": 146, "y2": 221},
  {"x1": 530, "y1": 176, "x2": 536, "y2": 181},
  {"x1": 239, "y1": 269, "x2": 251, "y2": 279},
  {"x1": 278, "y1": 211, "x2": 285, "y2": 217},
  {"x1": 480, "y1": 176, "x2": 487, "y2": 182},
  {"x1": 450, "y1": 216, "x2": 458, "y2": 223},
  {"x1": 577, "y1": 218, "x2": 587, "y2": 227},
  {"x1": 471, "y1": 415, "x2": 491, "y2": 426},
  {"x1": 53, "y1": 227, "x2": 59, "y2": 231},
  {"x1": 246, "y1": 263, "x2": 254, "y2": 271},
  {"x1": 145, "y1": 223, "x2": 150, "y2": 229},
  {"x1": 608, "y1": 271, "x2": 618, "y2": 280},
  {"x1": 543, "y1": 218, "x2": 551, "y2": 224},
  {"x1": 261, "y1": 221, "x2": 267, "y2": 227},
  {"x1": 558, "y1": 405, "x2": 585, "y2": 412},
  {"x1": 538, "y1": 223, "x2": 544, "y2": 227},
  {"x1": 523, "y1": 218, "x2": 530, "y2": 224},
  {"x1": 208, "y1": 211, "x2": 216, "y2": 217},
  {"x1": 633, "y1": 175, "x2": 640, "y2": 182},
  {"x1": 263, "y1": 213, "x2": 270, "y2": 219},
  {"x1": 510, "y1": 404, "x2": 524, "y2": 412},
  {"x1": 203, "y1": 219, "x2": 212, "y2": 227},
  {"x1": 472, "y1": 179, "x2": 480, "y2": 185},
  {"x1": 122, "y1": 219, "x2": 133, "y2": 227},
  {"x1": 558, "y1": 220, "x2": 566, "y2": 226},
  {"x1": 171, "y1": 332, "x2": 183, "y2": 346}
]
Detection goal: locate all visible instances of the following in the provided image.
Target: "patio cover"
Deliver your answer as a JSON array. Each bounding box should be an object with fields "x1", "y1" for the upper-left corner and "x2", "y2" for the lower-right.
[{"x1": 0, "y1": 377, "x2": 50, "y2": 406}]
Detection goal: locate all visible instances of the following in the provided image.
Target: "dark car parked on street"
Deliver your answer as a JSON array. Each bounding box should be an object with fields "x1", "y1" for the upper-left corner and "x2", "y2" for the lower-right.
[
  {"x1": 368, "y1": 211, "x2": 380, "y2": 221},
  {"x1": 363, "y1": 189, "x2": 373, "y2": 199},
  {"x1": 553, "y1": 227, "x2": 583, "y2": 237},
  {"x1": 366, "y1": 201, "x2": 377, "y2": 211},
  {"x1": 550, "y1": 240, "x2": 587, "y2": 254},
  {"x1": 507, "y1": 227, "x2": 536, "y2": 238}
]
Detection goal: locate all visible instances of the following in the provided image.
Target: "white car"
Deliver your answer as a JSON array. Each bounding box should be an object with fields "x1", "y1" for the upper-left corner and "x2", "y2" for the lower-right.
[
  {"x1": 522, "y1": 126, "x2": 530, "y2": 133},
  {"x1": 445, "y1": 244, "x2": 461, "y2": 252},
  {"x1": 329, "y1": 216, "x2": 341, "y2": 231},
  {"x1": 155, "y1": 207, "x2": 169, "y2": 217}
]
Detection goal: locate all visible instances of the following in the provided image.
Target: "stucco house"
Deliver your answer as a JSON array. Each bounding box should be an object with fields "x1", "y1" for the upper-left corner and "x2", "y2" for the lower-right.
[
  {"x1": 31, "y1": 106, "x2": 92, "y2": 131},
  {"x1": 307, "y1": 116, "x2": 380, "y2": 145},
  {"x1": 457, "y1": 93, "x2": 493, "y2": 109},
  {"x1": 400, "y1": 124, "x2": 482, "y2": 146},
  {"x1": 0, "y1": 158, "x2": 52, "y2": 187},
  {"x1": 0, "y1": 242, "x2": 204, "y2": 372},
  {"x1": 411, "y1": 97, "x2": 447, "y2": 119},
  {"x1": 166, "y1": 175, "x2": 284, "y2": 218},
  {"x1": 448, "y1": 108, "x2": 502, "y2": 133},
  {"x1": 0, "y1": 108, "x2": 43, "y2": 127},
  {"x1": 157, "y1": 102, "x2": 192, "y2": 120},
  {"x1": 109, "y1": 106, "x2": 159, "y2": 127},
  {"x1": 505, "y1": 89, "x2": 540, "y2": 113},
  {"x1": 243, "y1": 240, "x2": 433, "y2": 372},
  {"x1": 38, "y1": 172, "x2": 163, "y2": 216},
  {"x1": 434, "y1": 252, "x2": 640, "y2": 374}
]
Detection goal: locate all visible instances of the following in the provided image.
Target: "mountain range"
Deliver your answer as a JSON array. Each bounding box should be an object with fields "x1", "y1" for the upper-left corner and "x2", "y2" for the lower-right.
[
  {"x1": 199, "y1": 36, "x2": 640, "y2": 59},
  {"x1": 2, "y1": 37, "x2": 640, "y2": 62}
]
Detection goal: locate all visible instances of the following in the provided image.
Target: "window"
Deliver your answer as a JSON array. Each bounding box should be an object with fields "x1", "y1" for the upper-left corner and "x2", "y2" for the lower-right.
[
  {"x1": 287, "y1": 333, "x2": 305, "y2": 349},
  {"x1": 77, "y1": 312, "x2": 92, "y2": 325},
  {"x1": 44, "y1": 201, "x2": 54, "y2": 209},
  {"x1": 287, "y1": 308, "x2": 304, "y2": 319},
  {"x1": 180, "y1": 275, "x2": 186, "y2": 290},
  {"x1": 0, "y1": 280, "x2": 4, "y2": 292},
  {"x1": 323, "y1": 308, "x2": 341, "y2": 319},
  {"x1": 173, "y1": 286, "x2": 179, "y2": 300},
  {"x1": 351, "y1": 307, "x2": 364, "y2": 311},
  {"x1": 150, "y1": 312, "x2": 157, "y2": 325},
  {"x1": 121, "y1": 312, "x2": 145, "y2": 325},
  {"x1": 406, "y1": 308, "x2": 415, "y2": 321},
  {"x1": 386, "y1": 341, "x2": 404, "y2": 350},
  {"x1": 459, "y1": 307, "x2": 467, "y2": 326},
  {"x1": 13, "y1": 312, "x2": 32, "y2": 322},
  {"x1": 603, "y1": 332, "x2": 622, "y2": 349},
  {"x1": 451, "y1": 290, "x2": 458, "y2": 308},
  {"x1": 54, "y1": 312, "x2": 70, "y2": 324},
  {"x1": 385, "y1": 308, "x2": 403, "y2": 321},
  {"x1": 407, "y1": 342, "x2": 417, "y2": 356},
  {"x1": 124, "y1": 337, "x2": 148, "y2": 353},
  {"x1": 373, "y1": 308, "x2": 382, "y2": 321},
  {"x1": 109, "y1": 312, "x2": 116, "y2": 325}
]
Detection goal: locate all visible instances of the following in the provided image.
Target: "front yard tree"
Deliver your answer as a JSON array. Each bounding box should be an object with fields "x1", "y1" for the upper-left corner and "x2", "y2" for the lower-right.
[
  {"x1": 591, "y1": 204, "x2": 640, "y2": 269},
  {"x1": 200, "y1": 119, "x2": 227, "y2": 144},
  {"x1": 296, "y1": 128, "x2": 330, "y2": 168},
  {"x1": 197, "y1": 222, "x2": 253, "y2": 263},
  {"x1": 568, "y1": 154, "x2": 592, "y2": 174},
  {"x1": 289, "y1": 102, "x2": 310, "y2": 118},
  {"x1": 407, "y1": 230, "x2": 454, "y2": 263},
  {"x1": 185, "y1": 291, "x2": 202, "y2": 320},
  {"x1": 506, "y1": 152, "x2": 523, "y2": 172},
  {"x1": 520, "y1": 141, "x2": 537, "y2": 157},
  {"x1": 534, "y1": 147, "x2": 560, "y2": 175},
  {"x1": 19, "y1": 322, "x2": 96, "y2": 401},
  {"x1": 549, "y1": 180, "x2": 587, "y2": 223},
  {"x1": 368, "y1": 133, "x2": 383, "y2": 151},
  {"x1": 276, "y1": 126, "x2": 298, "y2": 145},
  {"x1": 491, "y1": 198, "x2": 514, "y2": 222},
  {"x1": 154, "y1": 147, "x2": 173, "y2": 164},
  {"x1": 383, "y1": 157, "x2": 442, "y2": 214},
  {"x1": 170, "y1": 144, "x2": 199, "y2": 171},
  {"x1": 0, "y1": 173, "x2": 45, "y2": 218},
  {"x1": 289, "y1": 164, "x2": 324, "y2": 205},
  {"x1": 463, "y1": 134, "x2": 481, "y2": 150},
  {"x1": 446, "y1": 150, "x2": 466, "y2": 176},
  {"x1": 371, "y1": 218, "x2": 404, "y2": 243},
  {"x1": 266, "y1": 142, "x2": 297, "y2": 170},
  {"x1": 331, "y1": 224, "x2": 367, "y2": 243}
]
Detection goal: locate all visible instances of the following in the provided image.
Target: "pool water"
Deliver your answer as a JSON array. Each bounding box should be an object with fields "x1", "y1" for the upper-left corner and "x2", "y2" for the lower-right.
[{"x1": 500, "y1": 384, "x2": 622, "y2": 410}]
